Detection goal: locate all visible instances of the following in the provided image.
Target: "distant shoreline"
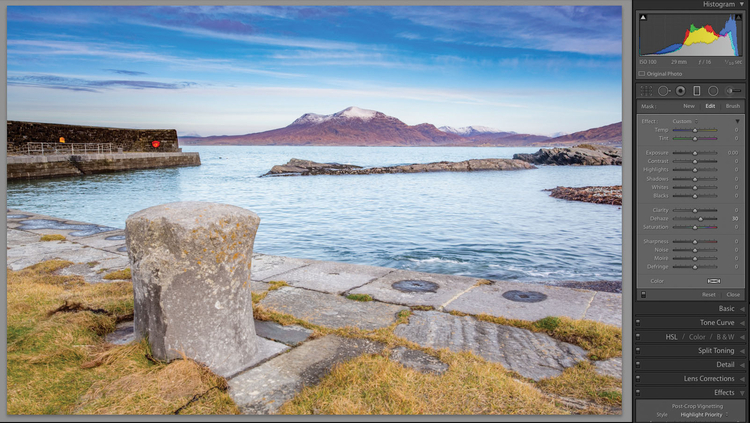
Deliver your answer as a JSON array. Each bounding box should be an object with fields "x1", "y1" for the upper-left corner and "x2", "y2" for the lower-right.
[{"x1": 182, "y1": 144, "x2": 623, "y2": 148}]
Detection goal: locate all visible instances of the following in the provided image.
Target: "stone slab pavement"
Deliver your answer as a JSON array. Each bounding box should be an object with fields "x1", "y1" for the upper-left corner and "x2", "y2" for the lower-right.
[
  {"x1": 394, "y1": 310, "x2": 588, "y2": 381},
  {"x1": 250, "y1": 254, "x2": 311, "y2": 282},
  {"x1": 268, "y1": 260, "x2": 394, "y2": 294},
  {"x1": 584, "y1": 292, "x2": 623, "y2": 328},
  {"x1": 348, "y1": 269, "x2": 480, "y2": 308},
  {"x1": 444, "y1": 282, "x2": 611, "y2": 324},
  {"x1": 253, "y1": 320, "x2": 313, "y2": 346},
  {"x1": 7, "y1": 210, "x2": 130, "y2": 280},
  {"x1": 259, "y1": 286, "x2": 408, "y2": 330}
]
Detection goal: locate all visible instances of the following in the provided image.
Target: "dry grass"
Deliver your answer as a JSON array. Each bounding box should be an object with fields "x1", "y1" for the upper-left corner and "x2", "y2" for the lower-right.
[
  {"x1": 256, "y1": 302, "x2": 620, "y2": 415},
  {"x1": 409, "y1": 305, "x2": 434, "y2": 311},
  {"x1": 40, "y1": 234, "x2": 67, "y2": 242},
  {"x1": 251, "y1": 291, "x2": 268, "y2": 304},
  {"x1": 103, "y1": 268, "x2": 132, "y2": 280},
  {"x1": 252, "y1": 287, "x2": 621, "y2": 415},
  {"x1": 267, "y1": 280, "x2": 288, "y2": 290},
  {"x1": 279, "y1": 352, "x2": 575, "y2": 415},
  {"x1": 75, "y1": 346, "x2": 239, "y2": 415},
  {"x1": 536, "y1": 362, "x2": 622, "y2": 407},
  {"x1": 6, "y1": 260, "x2": 239, "y2": 415}
]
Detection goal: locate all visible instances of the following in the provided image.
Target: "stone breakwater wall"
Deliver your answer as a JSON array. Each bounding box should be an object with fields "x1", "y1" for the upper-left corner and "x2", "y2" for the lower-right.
[
  {"x1": 7, "y1": 121, "x2": 180, "y2": 153},
  {"x1": 7, "y1": 152, "x2": 201, "y2": 180}
]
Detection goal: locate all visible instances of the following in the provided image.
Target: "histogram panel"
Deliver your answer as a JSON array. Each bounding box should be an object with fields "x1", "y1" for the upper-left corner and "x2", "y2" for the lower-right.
[{"x1": 640, "y1": 14, "x2": 742, "y2": 57}]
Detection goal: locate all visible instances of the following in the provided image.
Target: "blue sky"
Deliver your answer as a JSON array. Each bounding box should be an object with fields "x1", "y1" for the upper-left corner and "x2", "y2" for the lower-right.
[{"x1": 7, "y1": 6, "x2": 622, "y2": 137}]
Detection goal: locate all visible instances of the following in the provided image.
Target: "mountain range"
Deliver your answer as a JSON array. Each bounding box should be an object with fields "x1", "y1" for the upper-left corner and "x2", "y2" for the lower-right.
[{"x1": 179, "y1": 106, "x2": 621, "y2": 147}]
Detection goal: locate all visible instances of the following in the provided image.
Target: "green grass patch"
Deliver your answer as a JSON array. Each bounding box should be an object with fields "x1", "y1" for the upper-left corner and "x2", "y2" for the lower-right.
[
  {"x1": 103, "y1": 268, "x2": 131, "y2": 280},
  {"x1": 534, "y1": 316, "x2": 561, "y2": 331},
  {"x1": 6, "y1": 260, "x2": 239, "y2": 415},
  {"x1": 40, "y1": 234, "x2": 66, "y2": 242},
  {"x1": 345, "y1": 294, "x2": 372, "y2": 302}
]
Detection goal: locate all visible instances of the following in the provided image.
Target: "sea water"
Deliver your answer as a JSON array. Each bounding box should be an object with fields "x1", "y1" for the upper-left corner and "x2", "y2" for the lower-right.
[{"x1": 6, "y1": 146, "x2": 622, "y2": 282}]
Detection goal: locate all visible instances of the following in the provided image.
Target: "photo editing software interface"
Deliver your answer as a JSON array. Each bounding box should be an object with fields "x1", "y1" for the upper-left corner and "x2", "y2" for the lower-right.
[
  {"x1": 2, "y1": 0, "x2": 750, "y2": 421},
  {"x1": 634, "y1": 0, "x2": 749, "y2": 421}
]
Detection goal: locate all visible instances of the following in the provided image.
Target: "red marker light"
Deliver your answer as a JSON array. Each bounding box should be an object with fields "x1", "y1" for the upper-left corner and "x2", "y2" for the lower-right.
[{"x1": 151, "y1": 140, "x2": 161, "y2": 148}]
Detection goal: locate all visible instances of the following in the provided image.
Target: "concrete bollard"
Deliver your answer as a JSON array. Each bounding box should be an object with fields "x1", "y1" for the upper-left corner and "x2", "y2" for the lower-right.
[{"x1": 125, "y1": 201, "x2": 261, "y2": 378}]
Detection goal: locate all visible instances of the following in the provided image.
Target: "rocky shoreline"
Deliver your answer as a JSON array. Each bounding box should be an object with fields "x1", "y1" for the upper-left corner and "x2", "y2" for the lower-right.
[
  {"x1": 545, "y1": 185, "x2": 622, "y2": 205},
  {"x1": 261, "y1": 157, "x2": 536, "y2": 177},
  {"x1": 513, "y1": 144, "x2": 622, "y2": 166},
  {"x1": 262, "y1": 145, "x2": 622, "y2": 177},
  {"x1": 536, "y1": 280, "x2": 622, "y2": 294}
]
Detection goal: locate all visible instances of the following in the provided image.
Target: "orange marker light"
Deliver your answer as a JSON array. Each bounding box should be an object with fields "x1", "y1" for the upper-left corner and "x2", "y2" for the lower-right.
[{"x1": 59, "y1": 137, "x2": 65, "y2": 143}]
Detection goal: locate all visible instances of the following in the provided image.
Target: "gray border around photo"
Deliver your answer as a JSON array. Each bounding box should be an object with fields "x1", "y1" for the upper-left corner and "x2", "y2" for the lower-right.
[{"x1": 0, "y1": 1, "x2": 632, "y2": 422}]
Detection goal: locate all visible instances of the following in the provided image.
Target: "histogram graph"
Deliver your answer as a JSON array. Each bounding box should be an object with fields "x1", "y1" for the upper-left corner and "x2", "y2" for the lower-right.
[{"x1": 640, "y1": 14, "x2": 742, "y2": 57}]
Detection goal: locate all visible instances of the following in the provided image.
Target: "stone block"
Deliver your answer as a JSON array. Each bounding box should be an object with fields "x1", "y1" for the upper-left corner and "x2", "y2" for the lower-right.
[
  {"x1": 349, "y1": 269, "x2": 479, "y2": 308},
  {"x1": 126, "y1": 201, "x2": 261, "y2": 378},
  {"x1": 584, "y1": 292, "x2": 622, "y2": 327},
  {"x1": 390, "y1": 346, "x2": 449, "y2": 375},
  {"x1": 271, "y1": 260, "x2": 392, "y2": 294},
  {"x1": 250, "y1": 254, "x2": 311, "y2": 281},
  {"x1": 254, "y1": 320, "x2": 313, "y2": 346},
  {"x1": 444, "y1": 282, "x2": 595, "y2": 322},
  {"x1": 259, "y1": 286, "x2": 408, "y2": 330}
]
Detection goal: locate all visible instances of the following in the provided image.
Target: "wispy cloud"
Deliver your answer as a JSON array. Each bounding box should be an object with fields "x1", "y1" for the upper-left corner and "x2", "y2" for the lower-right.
[
  {"x1": 8, "y1": 39, "x2": 305, "y2": 78},
  {"x1": 103, "y1": 69, "x2": 147, "y2": 76},
  {"x1": 384, "y1": 6, "x2": 622, "y2": 56},
  {"x1": 8, "y1": 73, "x2": 196, "y2": 93},
  {"x1": 126, "y1": 17, "x2": 360, "y2": 51}
]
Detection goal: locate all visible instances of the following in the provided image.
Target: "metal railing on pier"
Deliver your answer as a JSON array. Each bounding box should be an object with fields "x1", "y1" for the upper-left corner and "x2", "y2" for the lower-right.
[{"x1": 22, "y1": 142, "x2": 114, "y2": 155}]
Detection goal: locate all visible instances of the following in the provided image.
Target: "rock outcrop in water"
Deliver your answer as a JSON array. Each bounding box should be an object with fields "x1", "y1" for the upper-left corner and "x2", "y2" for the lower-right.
[
  {"x1": 545, "y1": 185, "x2": 622, "y2": 205},
  {"x1": 513, "y1": 144, "x2": 622, "y2": 166},
  {"x1": 261, "y1": 158, "x2": 536, "y2": 177}
]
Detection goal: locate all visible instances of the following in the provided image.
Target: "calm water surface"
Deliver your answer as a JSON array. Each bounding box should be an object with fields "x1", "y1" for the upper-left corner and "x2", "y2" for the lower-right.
[{"x1": 7, "y1": 146, "x2": 622, "y2": 282}]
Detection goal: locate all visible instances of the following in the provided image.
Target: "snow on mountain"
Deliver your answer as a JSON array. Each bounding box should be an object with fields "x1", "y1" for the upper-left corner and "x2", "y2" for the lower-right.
[
  {"x1": 334, "y1": 106, "x2": 378, "y2": 120},
  {"x1": 291, "y1": 106, "x2": 379, "y2": 126},
  {"x1": 438, "y1": 125, "x2": 509, "y2": 136},
  {"x1": 290, "y1": 113, "x2": 330, "y2": 126}
]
